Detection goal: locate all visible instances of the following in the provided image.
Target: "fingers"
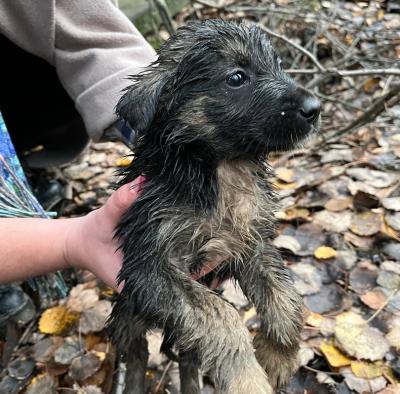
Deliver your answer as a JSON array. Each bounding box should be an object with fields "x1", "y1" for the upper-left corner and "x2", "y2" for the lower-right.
[{"x1": 102, "y1": 176, "x2": 145, "y2": 224}]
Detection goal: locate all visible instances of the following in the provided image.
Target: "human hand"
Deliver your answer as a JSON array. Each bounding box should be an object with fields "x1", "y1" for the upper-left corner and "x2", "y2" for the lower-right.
[{"x1": 64, "y1": 177, "x2": 144, "y2": 290}]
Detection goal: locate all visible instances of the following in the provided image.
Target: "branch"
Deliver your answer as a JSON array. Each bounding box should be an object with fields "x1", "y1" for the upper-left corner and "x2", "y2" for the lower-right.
[
  {"x1": 259, "y1": 25, "x2": 326, "y2": 72},
  {"x1": 286, "y1": 68, "x2": 400, "y2": 77},
  {"x1": 316, "y1": 83, "x2": 400, "y2": 146}
]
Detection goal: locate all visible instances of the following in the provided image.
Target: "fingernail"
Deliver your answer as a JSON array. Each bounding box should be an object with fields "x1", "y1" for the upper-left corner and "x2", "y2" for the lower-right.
[{"x1": 129, "y1": 175, "x2": 146, "y2": 193}]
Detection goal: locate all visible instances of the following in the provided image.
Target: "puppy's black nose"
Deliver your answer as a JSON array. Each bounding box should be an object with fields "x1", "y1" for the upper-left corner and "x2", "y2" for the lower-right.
[{"x1": 298, "y1": 95, "x2": 320, "y2": 124}]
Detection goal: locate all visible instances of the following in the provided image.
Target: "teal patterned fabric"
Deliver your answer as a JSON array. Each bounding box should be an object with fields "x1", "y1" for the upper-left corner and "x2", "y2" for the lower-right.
[{"x1": 0, "y1": 111, "x2": 67, "y2": 300}]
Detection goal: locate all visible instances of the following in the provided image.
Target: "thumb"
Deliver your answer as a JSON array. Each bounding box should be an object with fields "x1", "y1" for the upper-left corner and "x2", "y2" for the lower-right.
[{"x1": 102, "y1": 176, "x2": 145, "y2": 223}]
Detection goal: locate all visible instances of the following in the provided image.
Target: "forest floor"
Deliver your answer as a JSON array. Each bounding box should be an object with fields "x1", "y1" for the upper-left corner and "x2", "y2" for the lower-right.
[{"x1": 1, "y1": 1, "x2": 399, "y2": 393}]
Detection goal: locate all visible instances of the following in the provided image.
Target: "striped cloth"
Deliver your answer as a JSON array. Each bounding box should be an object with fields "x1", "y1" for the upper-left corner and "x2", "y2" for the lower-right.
[{"x1": 0, "y1": 111, "x2": 67, "y2": 300}]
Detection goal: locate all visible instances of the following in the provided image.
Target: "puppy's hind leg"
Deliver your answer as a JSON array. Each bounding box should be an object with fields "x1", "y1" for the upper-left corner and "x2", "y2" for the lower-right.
[
  {"x1": 234, "y1": 245, "x2": 303, "y2": 389},
  {"x1": 179, "y1": 351, "x2": 200, "y2": 394},
  {"x1": 111, "y1": 264, "x2": 273, "y2": 394},
  {"x1": 121, "y1": 336, "x2": 149, "y2": 394}
]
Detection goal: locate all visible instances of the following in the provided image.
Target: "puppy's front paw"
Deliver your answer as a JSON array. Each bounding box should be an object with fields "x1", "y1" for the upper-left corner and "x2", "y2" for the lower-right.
[{"x1": 254, "y1": 334, "x2": 299, "y2": 389}]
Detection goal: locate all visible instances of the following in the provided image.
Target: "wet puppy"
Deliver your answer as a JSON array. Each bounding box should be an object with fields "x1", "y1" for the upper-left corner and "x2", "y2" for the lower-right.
[{"x1": 108, "y1": 19, "x2": 320, "y2": 394}]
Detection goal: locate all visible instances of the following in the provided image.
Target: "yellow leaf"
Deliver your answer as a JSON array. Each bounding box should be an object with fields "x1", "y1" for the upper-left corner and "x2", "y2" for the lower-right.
[
  {"x1": 381, "y1": 220, "x2": 400, "y2": 241},
  {"x1": 273, "y1": 180, "x2": 297, "y2": 190},
  {"x1": 314, "y1": 246, "x2": 337, "y2": 260},
  {"x1": 284, "y1": 208, "x2": 310, "y2": 221},
  {"x1": 320, "y1": 340, "x2": 351, "y2": 367},
  {"x1": 39, "y1": 306, "x2": 79, "y2": 335},
  {"x1": 275, "y1": 167, "x2": 295, "y2": 183},
  {"x1": 116, "y1": 157, "x2": 132, "y2": 167},
  {"x1": 344, "y1": 34, "x2": 353, "y2": 45},
  {"x1": 351, "y1": 360, "x2": 383, "y2": 379},
  {"x1": 306, "y1": 311, "x2": 323, "y2": 328}
]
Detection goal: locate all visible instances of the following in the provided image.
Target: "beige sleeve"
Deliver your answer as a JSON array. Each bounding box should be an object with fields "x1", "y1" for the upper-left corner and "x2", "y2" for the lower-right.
[{"x1": 0, "y1": 0, "x2": 156, "y2": 140}]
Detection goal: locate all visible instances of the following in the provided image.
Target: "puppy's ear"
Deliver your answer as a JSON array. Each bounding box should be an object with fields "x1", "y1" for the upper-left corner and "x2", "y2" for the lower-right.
[{"x1": 116, "y1": 71, "x2": 167, "y2": 133}]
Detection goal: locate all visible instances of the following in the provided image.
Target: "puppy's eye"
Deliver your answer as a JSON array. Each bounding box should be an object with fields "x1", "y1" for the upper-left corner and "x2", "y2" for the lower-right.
[{"x1": 226, "y1": 71, "x2": 247, "y2": 88}]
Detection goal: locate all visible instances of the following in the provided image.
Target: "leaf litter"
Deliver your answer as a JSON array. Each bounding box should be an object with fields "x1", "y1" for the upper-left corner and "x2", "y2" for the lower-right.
[{"x1": 1, "y1": 1, "x2": 400, "y2": 393}]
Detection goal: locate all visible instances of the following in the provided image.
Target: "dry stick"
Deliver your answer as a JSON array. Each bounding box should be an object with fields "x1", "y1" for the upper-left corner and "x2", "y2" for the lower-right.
[
  {"x1": 259, "y1": 25, "x2": 326, "y2": 72},
  {"x1": 286, "y1": 68, "x2": 400, "y2": 76},
  {"x1": 317, "y1": 82, "x2": 400, "y2": 146},
  {"x1": 154, "y1": 360, "x2": 173, "y2": 393},
  {"x1": 366, "y1": 288, "x2": 400, "y2": 325}
]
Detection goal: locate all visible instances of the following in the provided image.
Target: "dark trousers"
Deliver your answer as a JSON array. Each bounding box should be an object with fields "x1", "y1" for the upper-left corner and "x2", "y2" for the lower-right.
[{"x1": 0, "y1": 34, "x2": 88, "y2": 168}]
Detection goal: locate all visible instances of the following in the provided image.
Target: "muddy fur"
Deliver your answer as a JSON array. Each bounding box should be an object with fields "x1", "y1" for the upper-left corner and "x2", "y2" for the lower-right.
[{"x1": 107, "y1": 19, "x2": 320, "y2": 394}]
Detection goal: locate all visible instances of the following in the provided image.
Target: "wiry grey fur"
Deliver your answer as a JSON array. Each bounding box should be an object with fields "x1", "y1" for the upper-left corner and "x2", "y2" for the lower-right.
[{"x1": 107, "y1": 19, "x2": 320, "y2": 394}]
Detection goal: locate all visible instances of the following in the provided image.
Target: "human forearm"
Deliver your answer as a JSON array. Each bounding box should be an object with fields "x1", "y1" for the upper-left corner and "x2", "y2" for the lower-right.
[{"x1": 0, "y1": 217, "x2": 73, "y2": 283}]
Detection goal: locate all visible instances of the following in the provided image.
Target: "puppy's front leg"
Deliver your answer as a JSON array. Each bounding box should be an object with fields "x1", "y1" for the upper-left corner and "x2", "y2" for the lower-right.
[
  {"x1": 110, "y1": 264, "x2": 273, "y2": 394},
  {"x1": 234, "y1": 245, "x2": 303, "y2": 389}
]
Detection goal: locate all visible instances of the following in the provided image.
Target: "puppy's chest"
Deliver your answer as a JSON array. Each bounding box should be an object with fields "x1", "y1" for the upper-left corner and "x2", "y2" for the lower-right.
[{"x1": 194, "y1": 161, "x2": 274, "y2": 264}]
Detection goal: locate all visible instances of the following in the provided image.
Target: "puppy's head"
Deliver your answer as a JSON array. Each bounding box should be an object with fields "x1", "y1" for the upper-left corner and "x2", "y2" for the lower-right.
[{"x1": 117, "y1": 20, "x2": 320, "y2": 160}]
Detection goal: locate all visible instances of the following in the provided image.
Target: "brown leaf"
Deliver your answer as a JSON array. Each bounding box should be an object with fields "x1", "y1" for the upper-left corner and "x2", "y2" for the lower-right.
[
  {"x1": 325, "y1": 197, "x2": 352, "y2": 212},
  {"x1": 350, "y1": 211, "x2": 382, "y2": 236},
  {"x1": 361, "y1": 290, "x2": 387, "y2": 310},
  {"x1": 353, "y1": 190, "x2": 380, "y2": 210},
  {"x1": 363, "y1": 77, "x2": 381, "y2": 93}
]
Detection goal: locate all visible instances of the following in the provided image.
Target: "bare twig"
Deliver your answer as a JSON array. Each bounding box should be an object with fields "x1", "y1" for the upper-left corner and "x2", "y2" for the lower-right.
[
  {"x1": 154, "y1": 360, "x2": 173, "y2": 393},
  {"x1": 259, "y1": 25, "x2": 326, "y2": 72},
  {"x1": 286, "y1": 68, "x2": 400, "y2": 77},
  {"x1": 366, "y1": 288, "x2": 400, "y2": 324},
  {"x1": 312, "y1": 83, "x2": 400, "y2": 148}
]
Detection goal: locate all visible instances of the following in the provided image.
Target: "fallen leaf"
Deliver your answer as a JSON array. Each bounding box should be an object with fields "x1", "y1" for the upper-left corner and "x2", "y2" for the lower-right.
[
  {"x1": 350, "y1": 211, "x2": 382, "y2": 236},
  {"x1": 349, "y1": 264, "x2": 378, "y2": 294},
  {"x1": 69, "y1": 352, "x2": 102, "y2": 381},
  {"x1": 314, "y1": 246, "x2": 337, "y2": 260},
  {"x1": 320, "y1": 149, "x2": 353, "y2": 163},
  {"x1": 363, "y1": 77, "x2": 381, "y2": 93},
  {"x1": 299, "y1": 344, "x2": 315, "y2": 367},
  {"x1": 26, "y1": 374, "x2": 56, "y2": 394},
  {"x1": 383, "y1": 197, "x2": 400, "y2": 211},
  {"x1": 336, "y1": 249, "x2": 358, "y2": 270},
  {"x1": 351, "y1": 360, "x2": 383, "y2": 379},
  {"x1": 385, "y1": 212, "x2": 400, "y2": 231},
  {"x1": 314, "y1": 210, "x2": 351, "y2": 233},
  {"x1": 67, "y1": 284, "x2": 99, "y2": 313},
  {"x1": 334, "y1": 311, "x2": 390, "y2": 361},
  {"x1": 342, "y1": 366, "x2": 387, "y2": 393},
  {"x1": 39, "y1": 306, "x2": 78, "y2": 335},
  {"x1": 273, "y1": 234, "x2": 301, "y2": 254},
  {"x1": 345, "y1": 232, "x2": 374, "y2": 249},
  {"x1": 320, "y1": 340, "x2": 351, "y2": 367},
  {"x1": 275, "y1": 167, "x2": 296, "y2": 183},
  {"x1": 325, "y1": 197, "x2": 352, "y2": 212},
  {"x1": 306, "y1": 311, "x2": 323, "y2": 328},
  {"x1": 361, "y1": 290, "x2": 387, "y2": 310},
  {"x1": 353, "y1": 190, "x2": 380, "y2": 210},
  {"x1": 386, "y1": 326, "x2": 400, "y2": 350},
  {"x1": 33, "y1": 337, "x2": 64, "y2": 363},
  {"x1": 54, "y1": 337, "x2": 82, "y2": 365},
  {"x1": 115, "y1": 157, "x2": 132, "y2": 167},
  {"x1": 290, "y1": 263, "x2": 323, "y2": 296},
  {"x1": 305, "y1": 283, "x2": 347, "y2": 314},
  {"x1": 80, "y1": 300, "x2": 112, "y2": 334},
  {"x1": 273, "y1": 180, "x2": 298, "y2": 190},
  {"x1": 283, "y1": 208, "x2": 310, "y2": 221},
  {"x1": 346, "y1": 168, "x2": 398, "y2": 188}
]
